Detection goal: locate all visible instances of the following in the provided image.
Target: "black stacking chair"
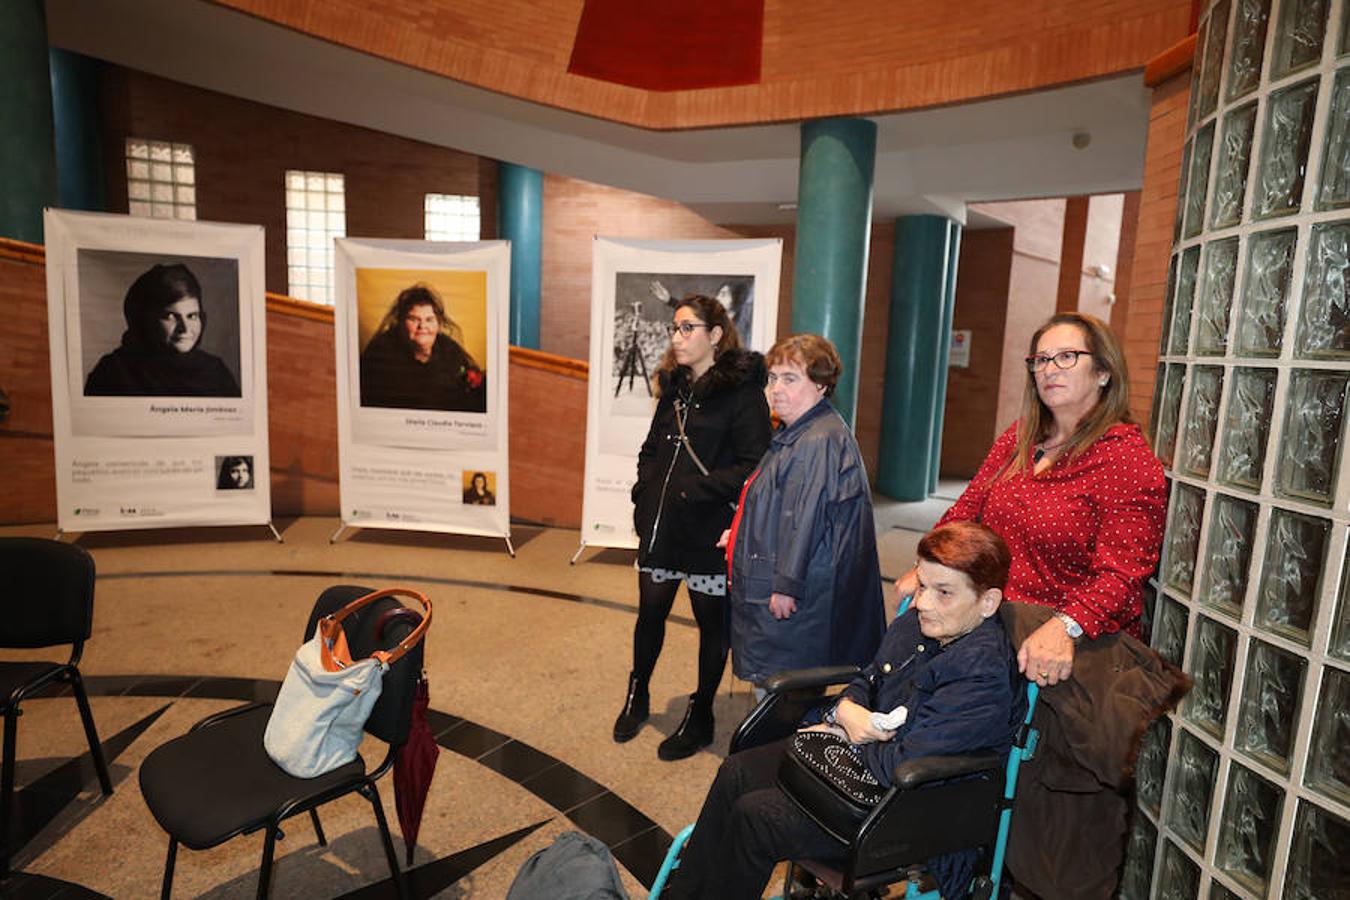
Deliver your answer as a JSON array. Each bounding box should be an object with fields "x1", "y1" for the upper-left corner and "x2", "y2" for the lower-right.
[
  {"x1": 138, "y1": 585, "x2": 426, "y2": 899},
  {"x1": 0, "y1": 537, "x2": 113, "y2": 876}
]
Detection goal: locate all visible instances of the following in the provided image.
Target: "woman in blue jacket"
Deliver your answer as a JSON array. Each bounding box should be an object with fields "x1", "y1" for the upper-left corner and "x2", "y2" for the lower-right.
[{"x1": 724, "y1": 333, "x2": 884, "y2": 686}]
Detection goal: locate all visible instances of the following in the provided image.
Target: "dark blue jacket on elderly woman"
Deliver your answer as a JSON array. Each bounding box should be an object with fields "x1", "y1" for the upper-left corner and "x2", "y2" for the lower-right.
[
  {"x1": 837, "y1": 606, "x2": 1025, "y2": 900},
  {"x1": 838, "y1": 607, "x2": 1025, "y2": 786},
  {"x1": 729, "y1": 398, "x2": 884, "y2": 684}
]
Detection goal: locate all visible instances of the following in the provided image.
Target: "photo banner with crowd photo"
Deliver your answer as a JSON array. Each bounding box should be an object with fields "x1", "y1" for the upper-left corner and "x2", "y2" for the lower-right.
[
  {"x1": 579, "y1": 237, "x2": 782, "y2": 553},
  {"x1": 44, "y1": 209, "x2": 270, "y2": 532},
  {"x1": 333, "y1": 238, "x2": 510, "y2": 540}
]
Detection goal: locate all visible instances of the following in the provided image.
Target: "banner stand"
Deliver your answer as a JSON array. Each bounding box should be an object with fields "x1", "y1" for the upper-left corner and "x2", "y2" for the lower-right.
[{"x1": 330, "y1": 523, "x2": 516, "y2": 558}]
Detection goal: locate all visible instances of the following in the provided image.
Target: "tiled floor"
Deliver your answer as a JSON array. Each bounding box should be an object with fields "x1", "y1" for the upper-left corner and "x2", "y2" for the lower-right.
[{"x1": 0, "y1": 508, "x2": 941, "y2": 898}]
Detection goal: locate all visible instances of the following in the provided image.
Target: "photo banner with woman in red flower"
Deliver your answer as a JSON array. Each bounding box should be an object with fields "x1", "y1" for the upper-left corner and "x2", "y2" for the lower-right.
[{"x1": 334, "y1": 238, "x2": 511, "y2": 542}]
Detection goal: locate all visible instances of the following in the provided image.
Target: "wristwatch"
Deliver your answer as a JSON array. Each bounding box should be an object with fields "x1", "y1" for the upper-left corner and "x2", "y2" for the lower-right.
[
  {"x1": 1055, "y1": 611, "x2": 1084, "y2": 639},
  {"x1": 823, "y1": 703, "x2": 840, "y2": 726}
]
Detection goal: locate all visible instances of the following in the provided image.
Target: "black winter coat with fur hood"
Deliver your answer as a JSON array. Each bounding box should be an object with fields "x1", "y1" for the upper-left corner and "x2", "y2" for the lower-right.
[{"x1": 632, "y1": 348, "x2": 771, "y2": 576}]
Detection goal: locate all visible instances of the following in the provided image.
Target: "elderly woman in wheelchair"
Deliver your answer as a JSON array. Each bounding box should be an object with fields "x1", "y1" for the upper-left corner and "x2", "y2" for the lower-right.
[{"x1": 659, "y1": 521, "x2": 1027, "y2": 900}]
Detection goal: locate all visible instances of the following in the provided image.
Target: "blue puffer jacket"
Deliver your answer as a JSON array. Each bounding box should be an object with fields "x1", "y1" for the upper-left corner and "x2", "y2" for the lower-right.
[
  {"x1": 729, "y1": 398, "x2": 884, "y2": 683},
  {"x1": 839, "y1": 608, "x2": 1025, "y2": 786}
]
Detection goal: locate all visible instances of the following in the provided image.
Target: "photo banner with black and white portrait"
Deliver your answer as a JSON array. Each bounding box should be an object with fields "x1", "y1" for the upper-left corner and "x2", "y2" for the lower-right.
[
  {"x1": 579, "y1": 237, "x2": 782, "y2": 552},
  {"x1": 334, "y1": 238, "x2": 510, "y2": 540},
  {"x1": 44, "y1": 209, "x2": 269, "y2": 532}
]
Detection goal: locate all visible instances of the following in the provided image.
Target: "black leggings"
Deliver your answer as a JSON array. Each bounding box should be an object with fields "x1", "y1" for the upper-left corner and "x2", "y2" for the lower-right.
[{"x1": 631, "y1": 570, "x2": 728, "y2": 705}]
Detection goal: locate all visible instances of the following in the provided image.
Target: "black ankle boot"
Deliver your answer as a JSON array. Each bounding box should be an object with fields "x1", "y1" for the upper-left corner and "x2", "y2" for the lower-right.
[
  {"x1": 612, "y1": 673, "x2": 650, "y2": 743},
  {"x1": 658, "y1": 694, "x2": 714, "y2": 760}
]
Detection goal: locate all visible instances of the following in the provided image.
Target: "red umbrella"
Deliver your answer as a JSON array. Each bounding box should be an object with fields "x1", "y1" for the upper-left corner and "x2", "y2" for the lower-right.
[{"x1": 394, "y1": 674, "x2": 439, "y2": 865}]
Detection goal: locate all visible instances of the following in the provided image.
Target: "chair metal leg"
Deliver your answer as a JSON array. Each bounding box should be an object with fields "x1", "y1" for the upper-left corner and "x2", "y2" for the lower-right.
[
  {"x1": 362, "y1": 782, "x2": 408, "y2": 899},
  {"x1": 161, "y1": 838, "x2": 177, "y2": 900},
  {"x1": 69, "y1": 671, "x2": 112, "y2": 795},
  {"x1": 309, "y1": 808, "x2": 327, "y2": 847},
  {"x1": 258, "y1": 826, "x2": 278, "y2": 900},
  {"x1": 1, "y1": 711, "x2": 16, "y2": 877}
]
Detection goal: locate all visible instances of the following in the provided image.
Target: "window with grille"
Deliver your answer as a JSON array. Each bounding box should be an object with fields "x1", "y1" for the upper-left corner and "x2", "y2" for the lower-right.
[
  {"x1": 424, "y1": 193, "x2": 481, "y2": 241},
  {"x1": 125, "y1": 139, "x2": 196, "y2": 220},
  {"x1": 285, "y1": 171, "x2": 346, "y2": 305}
]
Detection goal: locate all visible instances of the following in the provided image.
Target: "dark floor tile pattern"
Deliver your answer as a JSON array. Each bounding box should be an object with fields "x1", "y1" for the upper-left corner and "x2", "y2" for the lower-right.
[
  {"x1": 611, "y1": 823, "x2": 677, "y2": 890},
  {"x1": 566, "y1": 790, "x2": 662, "y2": 848},
  {"x1": 332, "y1": 819, "x2": 551, "y2": 900},
  {"x1": 2, "y1": 676, "x2": 677, "y2": 895},
  {"x1": 436, "y1": 720, "x2": 511, "y2": 760},
  {"x1": 476, "y1": 740, "x2": 561, "y2": 784},
  {"x1": 0, "y1": 871, "x2": 111, "y2": 900},
  {"x1": 518, "y1": 762, "x2": 607, "y2": 812}
]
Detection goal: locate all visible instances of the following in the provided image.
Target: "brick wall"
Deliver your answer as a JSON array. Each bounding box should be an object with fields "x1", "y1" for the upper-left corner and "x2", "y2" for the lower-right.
[
  {"x1": 1124, "y1": 71, "x2": 1190, "y2": 428},
  {"x1": 0, "y1": 250, "x2": 58, "y2": 524},
  {"x1": 940, "y1": 227, "x2": 1015, "y2": 478}
]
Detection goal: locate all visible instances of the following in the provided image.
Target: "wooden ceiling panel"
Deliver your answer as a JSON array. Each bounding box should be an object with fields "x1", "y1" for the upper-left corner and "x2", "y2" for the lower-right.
[{"x1": 209, "y1": 0, "x2": 1192, "y2": 128}]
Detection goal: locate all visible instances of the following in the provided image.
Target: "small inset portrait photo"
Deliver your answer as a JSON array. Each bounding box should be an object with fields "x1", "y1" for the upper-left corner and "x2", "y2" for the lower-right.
[
  {"x1": 461, "y1": 470, "x2": 496, "y2": 506},
  {"x1": 215, "y1": 455, "x2": 255, "y2": 490}
]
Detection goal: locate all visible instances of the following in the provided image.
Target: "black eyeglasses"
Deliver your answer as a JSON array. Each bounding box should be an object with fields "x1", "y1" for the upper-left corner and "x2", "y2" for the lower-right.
[
  {"x1": 666, "y1": 322, "x2": 711, "y2": 338},
  {"x1": 1025, "y1": 349, "x2": 1093, "y2": 373}
]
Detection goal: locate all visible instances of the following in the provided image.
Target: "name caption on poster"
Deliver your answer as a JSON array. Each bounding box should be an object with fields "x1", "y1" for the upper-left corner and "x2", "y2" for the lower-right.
[
  {"x1": 402, "y1": 415, "x2": 485, "y2": 434},
  {"x1": 71, "y1": 458, "x2": 207, "y2": 483}
]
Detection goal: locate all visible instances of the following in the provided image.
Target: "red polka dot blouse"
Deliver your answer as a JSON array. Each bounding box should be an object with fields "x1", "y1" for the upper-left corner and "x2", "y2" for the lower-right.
[{"x1": 938, "y1": 422, "x2": 1167, "y2": 639}]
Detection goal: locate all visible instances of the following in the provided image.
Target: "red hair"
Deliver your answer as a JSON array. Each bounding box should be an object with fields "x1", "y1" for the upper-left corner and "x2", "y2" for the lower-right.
[{"x1": 917, "y1": 521, "x2": 1011, "y2": 594}]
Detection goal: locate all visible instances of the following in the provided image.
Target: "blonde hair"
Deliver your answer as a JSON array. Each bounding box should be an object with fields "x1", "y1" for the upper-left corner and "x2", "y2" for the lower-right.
[{"x1": 1004, "y1": 312, "x2": 1131, "y2": 478}]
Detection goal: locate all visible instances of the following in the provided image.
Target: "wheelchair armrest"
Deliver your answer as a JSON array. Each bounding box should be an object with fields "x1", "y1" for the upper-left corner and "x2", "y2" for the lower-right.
[
  {"x1": 763, "y1": 665, "x2": 861, "y2": 694},
  {"x1": 891, "y1": 751, "x2": 1003, "y2": 789}
]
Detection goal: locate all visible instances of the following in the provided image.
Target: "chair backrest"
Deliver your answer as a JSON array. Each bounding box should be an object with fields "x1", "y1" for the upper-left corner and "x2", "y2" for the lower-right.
[
  {"x1": 304, "y1": 584, "x2": 426, "y2": 746},
  {"x1": 0, "y1": 538, "x2": 95, "y2": 648}
]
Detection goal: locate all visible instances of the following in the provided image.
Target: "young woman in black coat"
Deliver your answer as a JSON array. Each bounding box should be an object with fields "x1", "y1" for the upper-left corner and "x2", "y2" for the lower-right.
[{"x1": 615, "y1": 294, "x2": 771, "y2": 760}]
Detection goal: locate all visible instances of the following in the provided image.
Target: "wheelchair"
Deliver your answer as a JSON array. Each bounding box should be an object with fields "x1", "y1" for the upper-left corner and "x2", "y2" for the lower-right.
[{"x1": 649, "y1": 600, "x2": 1040, "y2": 900}]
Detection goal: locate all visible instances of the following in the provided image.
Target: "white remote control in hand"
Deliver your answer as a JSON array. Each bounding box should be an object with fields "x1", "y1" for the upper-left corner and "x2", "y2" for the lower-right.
[{"x1": 870, "y1": 705, "x2": 908, "y2": 731}]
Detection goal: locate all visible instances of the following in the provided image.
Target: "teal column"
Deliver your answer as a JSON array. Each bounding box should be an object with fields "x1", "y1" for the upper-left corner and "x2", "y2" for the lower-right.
[
  {"x1": 876, "y1": 216, "x2": 961, "y2": 501},
  {"x1": 927, "y1": 221, "x2": 962, "y2": 492},
  {"x1": 50, "y1": 48, "x2": 107, "y2": 213},
  {"x1": 497, "y1": 163, "x2": 543, "y2": 349},
  {"x1": 0, "y1": 0, "x2": 57, "y2": 242},
  {"x1": 791, "y1": 118, "x2": 877, "y2": 425}
]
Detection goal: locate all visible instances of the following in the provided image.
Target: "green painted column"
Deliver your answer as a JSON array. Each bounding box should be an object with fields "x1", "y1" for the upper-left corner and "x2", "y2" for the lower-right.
[
  {"x1": 0, "y1": 0, "x2": 57, "y2": 242},
  {"x1": 497, "y1": 162, "x2": 543, "y2": 349},
  {"x1": 50, "y1": 48, "x2": 107, "y2": 214},
  {"x1": 791, "y1": 118, "x2": 877, "y2": 425},
  {"x1": 927, "y1": 220, "x2": 962, "y2": 492},
  {"x1": 877, "y1": 216, "x2": 960, "y2": 501}
]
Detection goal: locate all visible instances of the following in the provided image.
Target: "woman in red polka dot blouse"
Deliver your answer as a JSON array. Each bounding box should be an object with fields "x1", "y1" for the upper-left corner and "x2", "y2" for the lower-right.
[{"x1": 894, "y1": 312, "x2": 1166, "y2": 689}]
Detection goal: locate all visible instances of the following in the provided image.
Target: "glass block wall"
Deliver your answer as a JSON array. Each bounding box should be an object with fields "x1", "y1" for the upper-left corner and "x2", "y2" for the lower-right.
[{"x1": 1130, "y1": 1, "x2": 1350, "y2": 898}]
